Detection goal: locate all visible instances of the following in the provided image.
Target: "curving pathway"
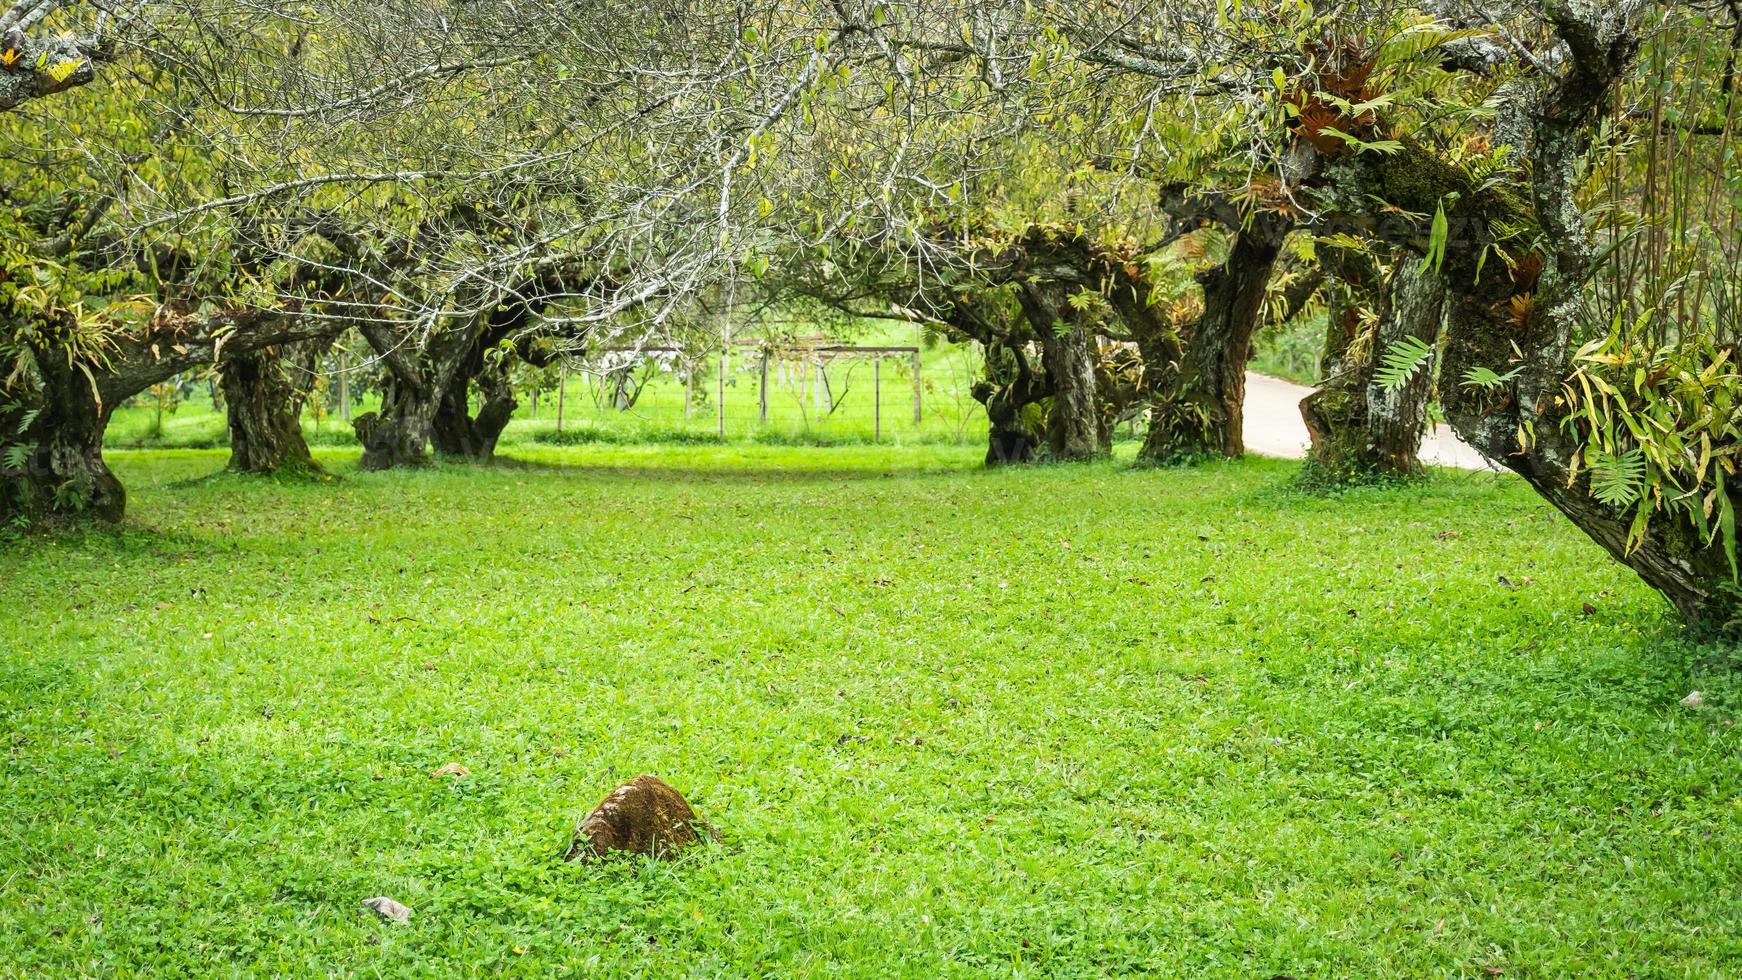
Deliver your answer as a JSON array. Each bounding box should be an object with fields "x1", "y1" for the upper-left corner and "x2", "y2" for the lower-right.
[{"x1": 1242, "y1": 372, "x2": 1491, "y2": 471}]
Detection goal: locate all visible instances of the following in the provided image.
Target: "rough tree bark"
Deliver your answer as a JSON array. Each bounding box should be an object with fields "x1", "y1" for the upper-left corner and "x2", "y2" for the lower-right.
[
  {"x1": 350, "y1": 327, "x2": 477, "y2": 469},
  {"x1": 5, "y1": 348, "x2": 125, "y2": 522},
  {"x1": 429, "y1": 349, "x2": 518, "y2": 460},
  {"x1": 1300, "y1": 258, "x2": 1446, "y2": 481},
  {"x1": 972, "y1": 341, "x2": 1048, "y2": 466},
  {"x1": 220, "y1": 337, "x2": 331, "y2": 475},
  {"x1": 0, "y1": 10, "x2": 114, "y2": 522},
  {"x1": 0, "y1": 18, "x2": 99, "y2": 113},
  {"x1": 1138, "y1": 219, "x2": 1290, "y2": 464},
  {"x1": 1018, "y1": 281, "x2": 1105, "y2": 461},
  {"x1": 940, "y1": 292, "x2": 1048, "y2": 466},
  {"x1": 956, "y1": 224, "x2": 1186, "y2": 465},
  {"x1": 351, "y1": 373, "x2": 437, "y2": 470}
]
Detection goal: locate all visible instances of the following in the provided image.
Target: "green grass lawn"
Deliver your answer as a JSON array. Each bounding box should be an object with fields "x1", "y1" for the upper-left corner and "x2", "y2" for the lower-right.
[{"x1": 4, "y1": 447, "x2": 1741, "y2": 975}]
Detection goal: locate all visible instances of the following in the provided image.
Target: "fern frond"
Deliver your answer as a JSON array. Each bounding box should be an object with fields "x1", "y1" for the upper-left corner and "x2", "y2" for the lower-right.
[
  {"x1": 1590, "y1": 448, "x2": 1646, "y2": 508},
  {"x1": 1375, "y1": 335, "x2": 1434, "y2": 392},
  {"x1": 1376, "y1": 25, "x2": 1493, "y2": 69},
  {"x1": 1461, "y1": 365, "x2": 1523, "y2": 389}
]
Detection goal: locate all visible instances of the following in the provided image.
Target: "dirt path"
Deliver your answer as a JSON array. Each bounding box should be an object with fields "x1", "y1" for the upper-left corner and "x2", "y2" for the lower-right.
[{"x1": 1242, "y1": 372, "x2": 1490, "y2": 471}]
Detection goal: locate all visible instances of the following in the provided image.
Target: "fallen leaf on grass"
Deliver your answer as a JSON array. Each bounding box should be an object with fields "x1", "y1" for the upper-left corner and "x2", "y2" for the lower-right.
[{"x1": 431, "y1": 763, "x2": 470, "y2": 779}]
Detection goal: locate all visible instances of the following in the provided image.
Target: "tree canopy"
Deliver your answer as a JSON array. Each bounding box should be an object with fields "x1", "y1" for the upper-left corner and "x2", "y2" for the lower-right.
[{"x1": 5, "y1": 0, "x2": 1742, "y2": 629}]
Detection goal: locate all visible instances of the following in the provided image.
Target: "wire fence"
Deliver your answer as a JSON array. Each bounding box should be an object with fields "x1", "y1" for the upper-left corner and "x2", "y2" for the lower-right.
[
  {"x1": 105, "y1": 340, "x2": 994, "y2": 450},
  {"x1": 523, "y1": 342, "x2": 986, "y2": 446}
]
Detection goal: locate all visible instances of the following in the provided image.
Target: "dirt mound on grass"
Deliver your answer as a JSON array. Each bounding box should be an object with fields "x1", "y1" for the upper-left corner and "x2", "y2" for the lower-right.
[{"x1": 566, "y1": 775, "x2": 700, "y2": 860}]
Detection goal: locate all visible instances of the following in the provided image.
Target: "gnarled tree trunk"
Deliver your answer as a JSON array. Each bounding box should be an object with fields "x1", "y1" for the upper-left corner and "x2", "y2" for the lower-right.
[
  {"x1": 1041, "y1": 324, "x2": 1104, "y2": 461},
  {"x1": 356, "y1": 288, "x2": 542, "y2": 468},
  {"x1": 2, "y1": 352, "x2": 123, "y2": 523},
  {"x1": 1019, "y1": 282, "x2": 1105, "y2": 462},
  {"x1": 2, "y1": 307, "x2": 337, "y2": 524},
  {"x1": 220, "y1": 339, "x2": 330, "y2": 475},
  {"x1": 1306, "y1": 9, "x2": 1736, "y2": 626},
  {"x1": 1139, "y1": 224, "x2": 1287, "y2": 464},
  {"x1": 936, "y1": 289, "x2": 1048, "y2": 466},
  {"x1": 353, "y1": 376, "x2": 436, "y2": 470},
  {"x1": 1300, "y1": 259, "x2": 1445, "y2": 482},
  {"x1": 973, "y1": 341, "x2": 1048, "y2": 466},
  {"x1": 352, "y1": 319, "x2": 466, "y2": 469},
  {"x1": 1440, "y1": 292, "x2": 1740, "y2": 628},
  {"x1": 430, "y1": 355, "x2": 517, "y2": 460}
]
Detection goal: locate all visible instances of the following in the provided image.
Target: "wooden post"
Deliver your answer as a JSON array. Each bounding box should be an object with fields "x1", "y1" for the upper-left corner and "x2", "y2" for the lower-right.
[
  {"x1": 911, "y1": 350, "x2": 922, "y2": 426},
  {"x1": 337, "y1": 355, "x2": 351, "y2": 422},
  {"x1": 556, "y1": 363, "x2": 567, "y2": 434},
  {"x1": 759, "y1": 349, "x2": 769, "y2": 424},
  {"x1": 874, "y1": 357, "x2": 882, "y2": 443}
]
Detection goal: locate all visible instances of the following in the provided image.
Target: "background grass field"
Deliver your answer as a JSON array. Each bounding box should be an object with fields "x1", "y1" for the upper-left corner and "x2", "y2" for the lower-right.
[
  {"x1": 103, "y1": 329, "x2": 1003, "y2": 452},
  {"x1": 4, "y1": 446, "x2": 1741, "y2": 975},
  {"x1": 104, "y1": 309, "x2": 1337, "y2": 453}
]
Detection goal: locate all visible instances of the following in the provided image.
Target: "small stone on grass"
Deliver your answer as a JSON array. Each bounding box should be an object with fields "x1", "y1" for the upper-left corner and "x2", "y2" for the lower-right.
[{"x1": 362, "y1": 896, "x2": 411, "y2": 924}]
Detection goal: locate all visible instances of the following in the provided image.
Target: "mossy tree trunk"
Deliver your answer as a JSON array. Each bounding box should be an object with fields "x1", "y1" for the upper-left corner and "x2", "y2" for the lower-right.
[
  {"x1": 1439, "y1": 292, "x2": 1740, "y2": 628},
  {"x1": 1, "y1": 303, "x2": 340, "y2": 525},
  {"x1": 2, "y1": 348, "x2": 124, "y2": 523},
  {"x1": 357, "y1": 293, "x2": 539, "y2": 468},
  {"x1": 353, "y1": 375, "x2": 437, "y2": 470},
  {"x1": 0, "y1": 33, "x2": 98, "y2": 113},
  {"x1": 220, "y1": 338, "x2": 331, "y2": 476},
  {"x1": 429, "y1": 353, "x2": 518, "y2": 460},
  {"x1": 1300, "y1": 259, "x2": 1445, "y2": 482},
  {"x1": 1018, "y1": 282, "x2": 1105, "y2": 462},
  {"x1": 936, "y1": 289, "x2": 1049, "y2": 466},
  {"x1": 973, "y1": 340, "x2": 1048, "y2": 466},
  {"x1": 1307, "y1": 9, "x2": 1738, "y2": 627},
  {"x1": 1139, "y1": 221, "x2": 1288, "y2": 464}
]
